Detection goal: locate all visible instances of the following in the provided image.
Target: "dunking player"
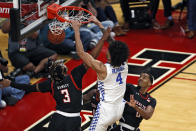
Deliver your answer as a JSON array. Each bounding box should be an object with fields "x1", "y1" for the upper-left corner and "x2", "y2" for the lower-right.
[
  {"x1": 0, "y1": 19, "x2": 111, "y2": 131},
  {"x1": 72, "y1": 20, "x2": 130, "y2": 131},
  {"x1": 108, "y1": 72, "x2": 157, "y2": 131}
]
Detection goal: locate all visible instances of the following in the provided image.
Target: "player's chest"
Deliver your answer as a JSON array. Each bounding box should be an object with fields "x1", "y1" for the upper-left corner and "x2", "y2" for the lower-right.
[{"x1": 134, "y1": 92, "x2": 151, "y2": 110}]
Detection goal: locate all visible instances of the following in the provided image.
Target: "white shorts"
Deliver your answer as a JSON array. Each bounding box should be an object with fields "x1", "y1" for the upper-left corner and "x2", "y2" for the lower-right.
[{"x1": 89, "y1": 100, "x2": 125, "y2": 131}]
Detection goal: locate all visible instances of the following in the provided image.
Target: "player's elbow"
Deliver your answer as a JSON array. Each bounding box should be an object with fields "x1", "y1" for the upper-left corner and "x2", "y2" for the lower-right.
[
  {"x1": 143, "y1": 115, "x2": 152, "y2": 120},
  {"x1": 78, "y1": 53, "x2": 93, "y2": 67}
]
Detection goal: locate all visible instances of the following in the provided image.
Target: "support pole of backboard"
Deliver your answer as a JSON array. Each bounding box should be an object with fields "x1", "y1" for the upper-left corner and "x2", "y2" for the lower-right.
[
  {"x1": 10, "y1": 0, "x2": 20, "y2": 42},
  {"x1": 13, "y1": 0, "x2": 19, "y2": 9}
]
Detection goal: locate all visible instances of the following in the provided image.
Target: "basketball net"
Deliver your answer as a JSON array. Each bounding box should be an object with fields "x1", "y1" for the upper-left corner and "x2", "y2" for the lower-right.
[
  {"x1": 48, "y1": 4, "x2": 92, "y2": 35},
  {"x1": 48, "y1": 20, "x2": 70, "y2": 35}
]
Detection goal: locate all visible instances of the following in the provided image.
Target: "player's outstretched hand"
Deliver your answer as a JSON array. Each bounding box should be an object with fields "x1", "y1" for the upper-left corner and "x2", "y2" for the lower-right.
[{"x1": 127, "y1": 95, "x2": 136, "y2": 108}]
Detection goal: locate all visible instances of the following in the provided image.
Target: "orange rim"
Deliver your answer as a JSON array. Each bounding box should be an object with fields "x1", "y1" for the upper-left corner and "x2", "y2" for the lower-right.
[{"x1": 56, "y1": 6, "x2": 93, "y2": 24}]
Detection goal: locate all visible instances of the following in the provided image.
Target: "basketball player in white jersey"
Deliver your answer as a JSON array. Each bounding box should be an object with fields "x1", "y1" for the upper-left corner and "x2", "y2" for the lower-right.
[{"x1": 72, "y1": 19, "x2": 130, "y2": 131}]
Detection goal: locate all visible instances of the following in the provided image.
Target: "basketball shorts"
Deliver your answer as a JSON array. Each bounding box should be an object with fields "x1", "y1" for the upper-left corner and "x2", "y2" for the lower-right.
[
  {"x1": 89, "y1": 100, "x2": 125, "y2": 131},
  {"x1": 48, "y1": 113, "x2": 81, "y2": 131}
]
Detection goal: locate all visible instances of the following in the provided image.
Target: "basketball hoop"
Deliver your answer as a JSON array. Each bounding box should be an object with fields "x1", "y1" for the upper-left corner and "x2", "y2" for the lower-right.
[{"x1": 47, "y1": 3, "x2": 93, "y2": 35}]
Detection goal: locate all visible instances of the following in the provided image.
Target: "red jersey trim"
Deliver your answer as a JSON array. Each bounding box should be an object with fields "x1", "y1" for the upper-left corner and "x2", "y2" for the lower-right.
[
  {"x1": 51, "y1": 81, "x2": 54, "y2": 96},
  {"x1": 139, "y1": 93, "x2": 149, "y2": 100},
  {"x1": 70, "y1": 74, "x2": 81, "y2": 91}
]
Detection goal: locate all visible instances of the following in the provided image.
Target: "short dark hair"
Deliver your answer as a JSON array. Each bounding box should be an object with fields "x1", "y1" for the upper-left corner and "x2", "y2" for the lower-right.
[
  {"x1": 108, "y1": 41, "x2": 130, "y2": 67},
  {"x1": 141, "y1": 71, "x2": 154, "y2": 84}
]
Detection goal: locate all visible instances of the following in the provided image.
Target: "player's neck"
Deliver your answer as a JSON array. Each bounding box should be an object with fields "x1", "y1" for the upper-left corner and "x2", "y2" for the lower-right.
[{"x1": 139, "y1": 87, "x2": 147, "y2": 94}]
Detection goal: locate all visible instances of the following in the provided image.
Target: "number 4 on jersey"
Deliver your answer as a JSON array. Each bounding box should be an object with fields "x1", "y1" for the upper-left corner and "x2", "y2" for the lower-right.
[{"x1": 116, "y1": 72, "x2": 123, "y2": 84}]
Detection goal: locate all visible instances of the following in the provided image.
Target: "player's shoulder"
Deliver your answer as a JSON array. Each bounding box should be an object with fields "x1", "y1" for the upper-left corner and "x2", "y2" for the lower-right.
[
  {"x1": 125, "y1": 83, "x2": 137, "y2": 93},
  {"x1": 126, "y1": 83, "x2": 135, "y2": 88},
  {"x1": 148, "y1": 94, "x2": 157, "y2": 103},
  {"x1": 72, "y1": 64, "x2": 86, "y2": 72}
]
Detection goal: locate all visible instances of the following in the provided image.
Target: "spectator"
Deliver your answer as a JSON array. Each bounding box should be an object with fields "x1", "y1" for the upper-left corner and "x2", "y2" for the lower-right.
[
  {"x1": 1, "y1": 19, "x2": 58, "y2": 77},
  {"x1": 93, "y1": 0, "x2": 126, "y2": 36},
  {"x1": 186, "y1": 0, "x2": 196, "y2": 39},
  {"x1": 150, "y1": 0, "x2": 174, "y2": 30},
  {"x1": 79, "y1": 0, "x2": 126, "y2": 36},
  {"x1": 0, "y1": 51, "x2": 30, "y2": 109},
  {"x1": 119, "y1": 0, "x2": 132, "y2": 31}
]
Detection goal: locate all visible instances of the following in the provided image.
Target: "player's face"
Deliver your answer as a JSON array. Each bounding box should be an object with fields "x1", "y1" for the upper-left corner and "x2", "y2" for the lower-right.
[
  {"x1": 138, "y1": 73, "x2": 151, "y2": 88},
  {"x1": 106, "y1": 50, "x2": 111, "y2": 63}
]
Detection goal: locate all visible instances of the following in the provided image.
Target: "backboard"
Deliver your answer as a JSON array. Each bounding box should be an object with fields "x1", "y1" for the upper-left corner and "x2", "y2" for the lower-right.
[{"x1": 0, "y1": 0, "x2": 79, "y2": 41}]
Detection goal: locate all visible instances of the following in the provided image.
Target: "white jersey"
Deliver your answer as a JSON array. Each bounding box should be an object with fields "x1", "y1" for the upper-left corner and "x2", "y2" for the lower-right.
[
  {"x1": 89, "y1": 62, "x2": 128, "y2": 131},
  {"x1": 97, "y1": 62, "x2": 128, "y2": 103}
]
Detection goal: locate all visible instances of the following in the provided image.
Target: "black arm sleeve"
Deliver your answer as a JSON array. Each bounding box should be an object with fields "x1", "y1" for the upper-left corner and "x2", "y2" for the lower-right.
[
  {"x1": 71, "y1": 64, "x2": 87, "y2": 89},
  {"x1": 10, "y1": 81, "x2": 37, "y2": 92},
  {"x1": 37, "y1": 79, "x2": 52, "y2": 93},
  {"x1": 10, "y1": 79, "x2": 52, "y2": 93},
  {"x1": 149, "y1": 97, "x2": 156, "y2": 108}
]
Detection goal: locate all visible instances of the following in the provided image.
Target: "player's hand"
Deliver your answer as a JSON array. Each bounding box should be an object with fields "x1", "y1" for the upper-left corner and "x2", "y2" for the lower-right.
[
  {"x1": 89, "y1": 16, "x2": 103, "y2": 28},
  {"x1": 0, "y1": 79, "x2": 11, "y2": 88},
  {"x1": 102, "y1": 27, "x2": 112, "y2": 41},
  {"x1": 127, "y1": 95, "x2": 136, "y2": 108},
  {"x1": 89, "y1": 16, "x2": 99, "y2": 24},
  {"x1": 71, "y1": 20, "x2": 82, "y2": 31}
]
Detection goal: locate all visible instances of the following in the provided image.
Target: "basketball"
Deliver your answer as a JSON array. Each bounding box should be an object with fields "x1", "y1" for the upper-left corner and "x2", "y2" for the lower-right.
[{"x1": 48, "y1": 30, "x2": 65, "y2": 45}]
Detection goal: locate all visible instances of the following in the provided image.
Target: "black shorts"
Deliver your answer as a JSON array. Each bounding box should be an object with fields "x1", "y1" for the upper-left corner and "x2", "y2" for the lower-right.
[
  {"x1": 9, "y1": 46, "x2": 56, "y2": 68},
  {"x1": 48, "y1": 113, "x2": 81, "y2": 131}
]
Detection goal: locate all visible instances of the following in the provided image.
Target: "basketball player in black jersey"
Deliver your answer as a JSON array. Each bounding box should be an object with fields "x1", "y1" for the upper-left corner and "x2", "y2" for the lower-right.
[
  {"x1": 88, "y1": 72, "x2": 157, "y2": 131},
  {"x1": 108, "y1": 72, "x2": 157, "y2": 131},
  {"x1": 0, "y1": 19, "x2": 112, "y2": 131}
]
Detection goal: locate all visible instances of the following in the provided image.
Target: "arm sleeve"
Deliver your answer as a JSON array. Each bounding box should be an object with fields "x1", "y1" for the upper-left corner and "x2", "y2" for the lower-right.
[
  {"x1": 37, "y1": 79, "x2": 52, "y2": 93},
  {"x1": 10, "y1": 81, "x2": 37, "y2": 92},
  {"x1": 149, "y1": 97, "x2": 157, "y2": 108},
  {"x1": 10, "y1": 79, "x2": 52, "y2": 93},
  {"x1": 71, "y1": 64, "x2": 87, "y2": 89}
]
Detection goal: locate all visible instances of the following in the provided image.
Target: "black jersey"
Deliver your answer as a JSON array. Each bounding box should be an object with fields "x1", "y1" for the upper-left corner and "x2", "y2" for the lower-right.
[
  {"x1": 121, "y1": 84, "x2": 156, "y2": 128},
  {"x1": 38, "y1": 64, "x2": 87, "y2": 113}
]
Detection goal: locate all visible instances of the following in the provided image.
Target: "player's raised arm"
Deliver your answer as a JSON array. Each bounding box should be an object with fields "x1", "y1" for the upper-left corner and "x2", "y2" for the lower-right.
[
  {"x1": 72, "y1": 21, "x2": 106, "y2": 74},
  {"x1": 89, "y1": 17, "x2": 111, "y2": 59}
]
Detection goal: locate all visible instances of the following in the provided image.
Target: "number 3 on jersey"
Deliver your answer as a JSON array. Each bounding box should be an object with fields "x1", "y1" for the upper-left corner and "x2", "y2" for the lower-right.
[
  {"x1": 61, "y1": 89, "x2": 71, "y2": 103},
  {"x1": 116, "y1": 72, "x2": 123, "y2": 84}
]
